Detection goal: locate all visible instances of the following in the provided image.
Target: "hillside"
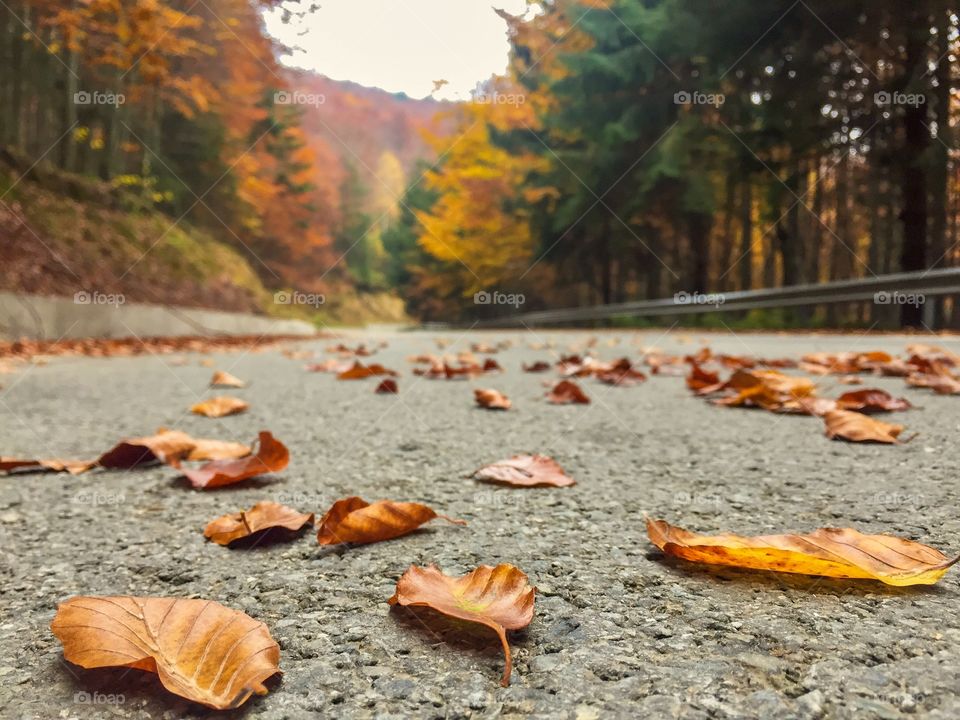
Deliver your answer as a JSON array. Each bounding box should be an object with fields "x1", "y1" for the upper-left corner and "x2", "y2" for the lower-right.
[{"x1": 288, "y1": 70, "x2": 450, "y2": 218}]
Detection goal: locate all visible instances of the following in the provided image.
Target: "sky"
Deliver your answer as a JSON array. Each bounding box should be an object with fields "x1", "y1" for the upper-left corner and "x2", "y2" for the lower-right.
[{"x1": 263, "y1": 0, "x2": 534, "y2": 101}]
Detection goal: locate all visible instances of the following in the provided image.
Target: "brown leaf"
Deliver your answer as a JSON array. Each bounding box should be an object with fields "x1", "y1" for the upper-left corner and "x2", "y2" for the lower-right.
[
  {"x1": 522, "y1": 361, "x2": 551, "y2": 373},
  {"x1": 0, "y1": 457, "x2": 93, "y2": 475},
  {"x1": 646, "y1": 518, "x2": 957, "y2": 586},
  {"x1": 182, "y1": 431, "x2": 289, "y2": 489},
  {"x1": 482, "y1": 358, "x2": 503, "y2": 373},
  {"x1": 546, "y1": 379, "x2": 590, "y2": 404},
  {"x1": 306, "y1": 358, "x2": 353, "y2": 373},
  {"x1": 51, "y1": 596, "x2": 280, "y2": 709},
  {"x1": 317, "y1": 497, "x2": 465, "y2": 545},
  {"x1": 388, "y1": 564, "x2": 535, "y2": 686},
  {"x1": 375, "y1": 378, "x2": 399, "y2": 394},
  {"x1": 185, "y1": 438, "x2": 252, "y2": 462},
  {"x1": 907, "y1": 372, "x2": 960, "y2": 395},
  {"x1": 836, "y1": 389, "x2": 912, "y2": 414},
  {"x1": 473, "y1": 454, "x2": 575, "y2": 487},
  {"x1": 98, "y1": 430, "x2": 198, "y2": 469},
  {"x1": 204, "y1": 501, "x2": 314, "y2": 546},
  {"x1": 191, "y1": 396, "x2": 249, "y2": 418},
  {"x1": 686, "y1": 363, "x2": 720, "y2": 392},
  {"x1": 210, "y1": 370, "x2": 246, "y2": 388},
  {"x1": 475, "y1": 388, "x2": 511, "y2": 410},
  {"x1": 337, "y1": 361, "x2": 398, "y2": 380},
  {"x1": 823, "y1": 409, "x2": 904, "y2": 444}
]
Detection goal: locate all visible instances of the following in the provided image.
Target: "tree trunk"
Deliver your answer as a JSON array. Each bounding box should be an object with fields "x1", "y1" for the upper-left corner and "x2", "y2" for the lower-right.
[
  {"x1": 738, "y1": 174, "x2": 753, "y2": 291},
  {"x1": 898, "y1": 5, "x2": 930, "y2": 327}
]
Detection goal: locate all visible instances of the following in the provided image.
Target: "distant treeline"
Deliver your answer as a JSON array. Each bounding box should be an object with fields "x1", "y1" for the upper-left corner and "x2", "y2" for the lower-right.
[{"x1": 385, "y1": 1, "x2": 959, "y2": 327}]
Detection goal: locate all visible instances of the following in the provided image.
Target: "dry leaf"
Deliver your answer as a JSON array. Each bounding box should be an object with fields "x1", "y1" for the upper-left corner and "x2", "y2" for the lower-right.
[
  {"x1": 646, "y1": 518, "x2": 957, "y2": 586},
  {"x1": 51, "y1": 596, "x2": 280, "y2": 709},
  {"x1": 836, "y1": 389, "x2": 912, "y2": 414},
  {"x1": 210, "y1": 370, "x2": 246, "y2": 388},
  {"x1": 823, "y1": 409, "x2": 905, "y2": 444},
  {"x1": 473, "y1": 454, "x2": 575, "y2": 487},
  {"x1": 191, "y1": 396, "x2": 249, "y2": 418},
  {"x1": 483, "y1": 358, "x2": 503, "y2": 373},
  {"x1": 710, "y1": 369, "x2": 816, "y2": 411},
  {"x1": 475, "y1": 388, "x2": 511, "y2": 410},
  {"x1": 388, "y1": 564, "x2": 535, "y2": 686},
  {"x1": 98, "y1": 430, "x2": 198, "y2": 469},
  {"x1": 0, "y1": 457, "x2": 93, "y2": 475},
  {"x1": 317, "y1": 497, "x2": 465, "y2": 545},
  {"x1": 546, "y1": 380, "x2": 590, "y2": 404},
  {"x1": 182, "y1": 431, "x2": 289, "y2": 489},
  {"x1": 375, "y1": 378, "x2": 399, "y2": 394},
  {"x1": 522, "y1": 361, "x2": 551, "y2": 373},
  {"x1": 337, "y1": 361, "x2": 398, "y2": 380},
  {"x1": 186, "y1": 438, "x2": 251, "y2": 462},
  {"x1": 907, "y1": 372, "x2": 960, "y2": 395},
  {"x1": 686, "y1": 363, "x2": 721, "y2": 392},
  {"x1": 204, "y1": 501, "x2": 314, "y2": 546}
]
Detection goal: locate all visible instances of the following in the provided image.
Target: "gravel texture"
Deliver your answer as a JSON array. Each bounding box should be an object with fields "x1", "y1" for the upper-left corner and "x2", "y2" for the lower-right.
[{"x1": 1, "y1": 328, "x2": 959, "y2": 719}]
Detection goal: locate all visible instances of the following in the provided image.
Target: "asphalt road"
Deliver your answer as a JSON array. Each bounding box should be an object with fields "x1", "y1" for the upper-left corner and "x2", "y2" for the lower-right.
[{"x1": 1, "y1": 328, "x2": 960, "y2": 719}]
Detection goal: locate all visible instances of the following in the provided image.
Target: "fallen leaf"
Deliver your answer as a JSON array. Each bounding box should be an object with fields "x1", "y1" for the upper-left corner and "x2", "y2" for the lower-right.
[
  {"x1": 472, "y1": 454, "x2": 575, "y2": 487},
  {"x1": 317, "y1": 497, "x2": 465, "y2": 545},
  {"x1": 546, "y1": 379, "x2": 590, "y2": 404},
  {"x1": 204, "y1": 501, "x2": 314, "y2": 546},
  {"x1": 337, "y1": 361, "x2": 398, "y2": 380},
  {"x1": 836, "y1": 389, "x2": 912, "y2": 414},
  {"x1": 823, "y1": 409, "x2": 904, "y2": 444},
  {"x1": 709, "y1": 369, "x2": 816, "y2": 411},
  {"x1": 686, "y1": 363, "x2": 721, "y2": 392},
  {"x1": 522, "y1": 361, "x2": 551, "y2": 373},
  {"x1": 191, "y1": 396, "x2": 249, "y2": 418},
  {"x1": 186, "y1": 438, "x2": 251, "y2": 462},
  {"x1": 375, "y1": 379, "x2": 398, "y2": 394},
  {"x1": 0, "y1": 457, "x2": 93, "y2": 475},
  {"x1": 475, "y1": 388, "x2": 511, "y2": 410},
  {"x1": 837, "y1": 375, "x2": 863, "y2": 385},
  {"x1": 306, "y1": 358, "x2": 353, "y2": 373},
  {"x1": 646, "y1": 518, "x2": 957, "y2": 586},
  {"x1": 388, "y1": 564, "x2": 535, "y2": 686},
  {"x1": 182, "y1": 431, "x2": 289, "y2": 489},
  {"x1": 907, "y1": 372, "x2": 960, "y2": 395},
  {"x1": 98, "y1": 429, "x2": 199, "y2": 469},
  {"x1": 51, "y1": 596, "x2": 280, "y2": 709},
  {"x1": 210, "y1": 370, "x2": 246, "y2": 388},
  {"x1": 482, "y1": 358, "x2": 503, "y2": 373}
]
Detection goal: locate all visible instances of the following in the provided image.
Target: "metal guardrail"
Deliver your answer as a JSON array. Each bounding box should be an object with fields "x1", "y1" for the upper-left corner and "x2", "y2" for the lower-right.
[{"x1": 473, "y1": 268, "x2": 960, "y2": 327}]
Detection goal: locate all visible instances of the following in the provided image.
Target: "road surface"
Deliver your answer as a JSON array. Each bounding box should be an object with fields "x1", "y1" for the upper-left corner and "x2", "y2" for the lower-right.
[{"x1": 1, "y1": 328, "x2": 959, "y2": 719}]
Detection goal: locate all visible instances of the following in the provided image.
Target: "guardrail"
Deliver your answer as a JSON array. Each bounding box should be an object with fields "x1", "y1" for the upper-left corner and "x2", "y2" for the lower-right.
[{"x1": 472, "y1": 268, "x2": 960, "y2": 328}]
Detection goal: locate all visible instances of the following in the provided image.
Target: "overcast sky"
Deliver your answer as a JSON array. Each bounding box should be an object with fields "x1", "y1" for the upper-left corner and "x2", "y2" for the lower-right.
[{"x1": 263, "y1": 0, "x2": 534, "y2": 101}]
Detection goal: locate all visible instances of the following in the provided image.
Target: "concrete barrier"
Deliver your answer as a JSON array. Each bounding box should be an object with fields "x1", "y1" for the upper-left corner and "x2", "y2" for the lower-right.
[{"x1": 0, "y1": 292, "x2": 316, "y2": 340}]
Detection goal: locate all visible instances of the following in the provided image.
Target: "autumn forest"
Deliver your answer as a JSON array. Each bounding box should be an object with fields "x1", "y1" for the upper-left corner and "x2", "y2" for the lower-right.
[{"x1": 1, "y1": 1, "x2": 959, "y2": 328}]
